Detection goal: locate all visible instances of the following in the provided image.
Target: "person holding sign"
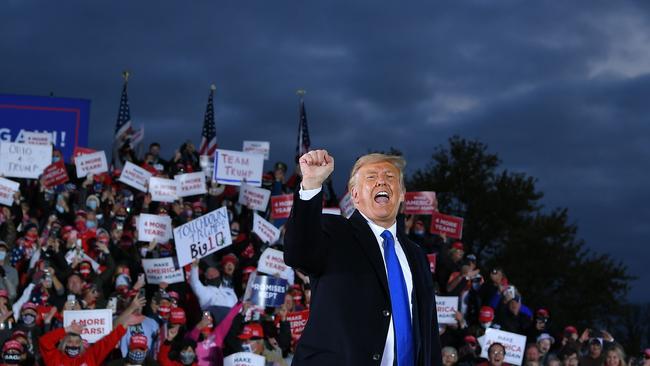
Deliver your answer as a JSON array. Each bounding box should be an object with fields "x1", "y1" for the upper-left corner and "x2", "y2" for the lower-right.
[
  {"x1": 39, "y1": 294, "x2": 146, "y2": 366},
  {"x1": 285, "y1": 151, "x2": 442, "y2": 366}
]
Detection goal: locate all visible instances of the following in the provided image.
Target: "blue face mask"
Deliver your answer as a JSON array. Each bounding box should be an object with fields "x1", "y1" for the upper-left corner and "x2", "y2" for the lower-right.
[
  {"x1": 52, "y1": 156, "x2": 61, "y2": 163},
  {"x1": 87, "y1": 201, "x2": 98, "y2": 211},
  {"x1": 56, "y1": 205, "x2": 65, "y2": 214},
  {"x1": 127, "y1": 350, "x2": 147, "y2": 364},
  {"x1": 86, "y1": 221, "x2": 96, "y2": 229},
  {"x1": 0, "y1": 251, "x2": 6, "y2": 261}
]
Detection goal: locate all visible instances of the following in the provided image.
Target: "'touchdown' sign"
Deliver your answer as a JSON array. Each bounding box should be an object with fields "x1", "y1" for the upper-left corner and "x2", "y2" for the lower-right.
[{"x1": 173, "y1": 207, "x2": 232, "y2": 267}]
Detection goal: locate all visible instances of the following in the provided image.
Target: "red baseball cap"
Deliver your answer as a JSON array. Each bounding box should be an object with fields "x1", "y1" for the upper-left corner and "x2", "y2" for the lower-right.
[
  {"x1": 2, "y1": 340, "x2": 24, "y2": 353},
  {"x1": 464, "y1": 335, "x2": 478, "y2": 345},
  {"x1": 170, "y1": 307, "x2": 186, "y2": 325},
  {"x1": 242, "y1": 266, "x2": 257, "y2": 275},
  {"x1": 0, "y1": 289, "x2": 9, "y2": 299},
  {"x1": 129, "y1": 334, "x2": 148, "y2": 350},
  {"x1": 479, "y1": 306, "x2": 495, "y2": 323},
  {"x1": 221, "y1": 253, "x2": 238, "y2": 266},
  {"x1": 21, "y1": 302, "x2": 38, "y2": 312},
  {"x1": 452, "y1": 242, "x2": 464, "y2": 251},
  {"x1": 536, "y1": 308, "x2": 550, "y2": 319},
  {"x1": 239, "y1": 322, "x2": 264, "y2": 340},
  {"x1": 11, "y1": 330, "x2": 27, "y2": 341},
  {"x1": 564, "y1": 326, "x2": 578, "y2": 335}
]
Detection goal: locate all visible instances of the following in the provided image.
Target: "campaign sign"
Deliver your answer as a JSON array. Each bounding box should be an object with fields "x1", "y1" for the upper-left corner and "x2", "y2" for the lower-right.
[
  {"x1": 286, "y1": 310, "x2": 310, "y2": 346},
  {"x1": 0, "y1": 94, "x2": 90, "y2": 162},
  {"x1": 257, "y1": 248, "x2": 293, "y2": 281},
  {"x1": 173, "y1": 207, "x2": 232, "y2": 267},
  {"x1": 0, "y1": 141, "x2": 52, "y2": 179},
  {"x1": 435, "y1": 296, "x2": 459, "y2": 325},
  {"x1": 118, "y1": 161, "x2": 152, "y2": 192},
  {"x1": 0, "y1": 178, "x2": 19, "y2": 206},
  {"x1": 138, "y1": 214, "x2": 173, "y2": 242},
  {"x1": 224, "y1": 352, "x2": 265, "y2": 366},
  {"x1": 63, "y1": 309, "x2": 112, "y2": 343},
  {"x1": 41, "y1": 161, "x2": 69, "y2": 188},
  {"x1": 427, "y1": 253, "x2": 437, "y2": 274},
  {"x1": 213, "y1": 149, "x2": 264, "y2": 187},
  {"x1": 404, "y1": 191, "x2": 437, "y2": 215},
  {"x1": 239, "y1": 184, "x2": 271, "y2": 212},
  {"x1": 244, "y1": 273, "x2": 288, "y2": 308},
  {"x1": 75, "y1": 150, "x2": 108, "y2": 178},
  {"x1": 430, "y1": 212, "x2": 464, "y2": 240},
  {"x1": 72, "y1": 146, "x2": 96, "y2": 163},
  {"x1": 242, "y1": 140, "x2": 270, "y2": 160},
  {"x1": 149, "y1": 177, "x2": 178, "y2": 203},
  {"x1": 252, "y1": 213, "x2": 281, "y2": 244},
  {"x1": 480, "y1": 328, "x2": 527, "y2": 366},
  {"x1": 142, "y1": 257, "x2": 184, "y2": 284},
  {"x1": 339, "y1": 191, "x2": 355, "y2": 218},
  {"x1": 270, "y1": 194, "x2": 293, "y2": 220},
  {"x1": 22, "y1": 131, "x2": 51, "y2": 145},
  {"x1": 175, "y1": 172, "x2": 207, "y2": 197}
]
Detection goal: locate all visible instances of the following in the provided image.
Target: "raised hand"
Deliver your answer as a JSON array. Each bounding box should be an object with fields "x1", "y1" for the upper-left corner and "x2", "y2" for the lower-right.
[{"x1": 299, "y1": 150, "x2": 335, "y2": 190}]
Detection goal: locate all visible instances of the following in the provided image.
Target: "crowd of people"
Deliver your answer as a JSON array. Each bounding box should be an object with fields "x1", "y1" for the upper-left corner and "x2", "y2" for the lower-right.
[{"x1": 0, "y1": 140, "x2": 647, "y2": 366}]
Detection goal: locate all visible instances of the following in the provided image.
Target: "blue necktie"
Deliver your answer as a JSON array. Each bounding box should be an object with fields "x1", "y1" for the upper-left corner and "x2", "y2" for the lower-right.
[{"x1": 381, "y1": 230, "x2": 414, "y2": 366}]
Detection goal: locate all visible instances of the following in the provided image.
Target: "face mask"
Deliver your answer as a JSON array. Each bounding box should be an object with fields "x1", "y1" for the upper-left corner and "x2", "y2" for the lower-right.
[
  {"x1": 205, "y1": 278, "x2": 220, "y2": 287},
  {"x1": 56, "y1": 205, "x2": 65, "y2": 214},
  {"x1": 2, "y1": 352, "x2": 21, "y2": 364},
  {"x1": 241, "y1": 343, "x2": 253, "y2": 353},
  {"x1": 65, "y1": 346, "x2": 81, "y2": 357},
  {"x1": 21, "y1": 314, "x2": 35, "y2": 325},
  {"x1": 231, "y1": 229, "x2": 240, "y2": 237},
  {"x1": 87, "y1": 201, "x2": 98, "y2": 211},
  {"x1": 86, "y1": 221, "x2": 96, "y2": 229},
  {"x1": 414, "y1": 229, "x2": 425, "y2": 237},
  {"x1": 481, "y1": 321, "x2": 492, "y2": 329},
  {"x1": 127, "y1": 349, "x2": 147, "y2": 364},
  {"x1": 0, "y1": 251, "x2": 6, "y2": 261},
  {"x1": 115, "y1": 215, "x2": 126, "y2": 223},
  {"x1": 52, "y1": 156, "x2": 61, "y2": 163},
  {"x1": 179, "y1": 351, "x2": 195, "y2": 365}
]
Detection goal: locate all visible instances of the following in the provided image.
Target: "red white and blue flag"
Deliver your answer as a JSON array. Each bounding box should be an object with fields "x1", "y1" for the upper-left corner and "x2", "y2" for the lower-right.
[
  {"x1": 198, "y1": 85, "x2": 217, "y2": 156},
  {"x1": 295, "y1": 97, "x2": 310, "y2": 162}
]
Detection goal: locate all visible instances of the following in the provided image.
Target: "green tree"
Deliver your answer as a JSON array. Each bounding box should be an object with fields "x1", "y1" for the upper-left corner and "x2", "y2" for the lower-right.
[{"x1": 408, "y1": 136, "x2": 633, "y2": 328}]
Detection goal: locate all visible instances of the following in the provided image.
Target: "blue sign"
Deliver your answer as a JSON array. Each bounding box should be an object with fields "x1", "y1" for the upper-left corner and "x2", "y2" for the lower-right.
[
  {"x1": 0, "y1": 94, "x2": 90, "y2": 163},
  {"x1": 245, "y1": 274, "x2": 288, "y2": 308}
]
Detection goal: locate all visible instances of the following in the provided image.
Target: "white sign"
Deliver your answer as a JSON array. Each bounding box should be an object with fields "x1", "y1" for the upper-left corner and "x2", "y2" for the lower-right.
[
  {"x1": 213, "y1": 149, "x2": 264, "y2": 187},
  {"x1": 480, "y1": 328, "x2": 527, "y2": 366},
  {"x1": 224, "y1": 352, "x2": 265, "y2": 366},
  {"x1": 138, "y1": 214, "x2": 173, "y2": 242},
  {"x1": 173, "y1": 207, "x2": 232, "y2": 267},
  {"x1": 75, "y1": 151, "x2": 108, "y2": 178},
  {"x1": 149, "y1": 177, "x2": 178, "y2": 203},
  {"x1": 142, "y1": 257, "x2": 184, "y2": 284},
  {"x1": 0, "y1": 178, "x2": 19, "y2": 206},
  {"x1": 339, "y1": 191, "x2": 355, "y2": 218},
  {"x1": 118, "y1": 161, "x2": 152, "y2": 192},
  {"x1": 242, "y1": 141, "x2": 270, "y2": 160},
  {"x1": 175, "y1": 172, "x2": 207, "y2": 197},
  {"x1": 22, "y1": 131, "x2": 52, "y2": 146},
  {"x1": 252, "y1": 213, "x2": 280, "y2": 244},
  {"x1": 0, "y1": 141, "x2": 52, "y2": 179},
  {"x1": 435, "y1": 296, "x2": 459, "y2": 325},
  {"x1": 257, "y1": 248, "x2": 294, "y2": 282},
  {"x1": 63, "y1": 309, "x2": 113, "y2": 343},
  {"x1": 239, "y1": 184, "x2": 271, "y2": 212}
]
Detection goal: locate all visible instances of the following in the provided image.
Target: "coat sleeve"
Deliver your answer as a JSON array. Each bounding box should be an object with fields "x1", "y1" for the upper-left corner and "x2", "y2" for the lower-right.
[
  {"x1": 88, "y1": 323, "x2": 127, "y2": 364},
  {"x1": 39, "y1": 327, "x2": 67, "y2": 361},
  {"x1": 283, "y1": 190, "x2": 331, "y2": 276},
  {"x1": 213, "y1": 302, "x2": 243, "y2": 347}
]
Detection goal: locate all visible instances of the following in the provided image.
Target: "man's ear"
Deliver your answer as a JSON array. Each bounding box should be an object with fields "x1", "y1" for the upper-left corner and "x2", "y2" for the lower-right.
[{"x1": 351, "y1": 186, "x2": 360, "y2": 205}]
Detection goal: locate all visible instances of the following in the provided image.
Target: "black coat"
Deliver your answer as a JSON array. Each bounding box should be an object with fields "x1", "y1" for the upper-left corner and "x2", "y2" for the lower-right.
[{"x1": 284, "y1": 190, "x2": 442, "y2": 366}]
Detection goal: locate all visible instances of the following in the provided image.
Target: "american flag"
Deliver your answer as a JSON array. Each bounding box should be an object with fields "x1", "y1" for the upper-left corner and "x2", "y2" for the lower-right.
[
  {"x1": 114, "y1": 81, "x2": 133, "y2": 140},
  {"x1": 198, "y1": 85, "x2": 217, "y2": 156},
  {"x1": 295, "y1": 97, "x2": 311, "y2": 162}
]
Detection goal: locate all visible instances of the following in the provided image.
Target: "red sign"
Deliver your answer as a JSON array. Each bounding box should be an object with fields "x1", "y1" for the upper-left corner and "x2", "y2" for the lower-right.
[
  {"x1": 427, "y1": 253, "x2": 437, "y2": 274},
  {"x1": 286, "y1": 310, "x2": 309, "y2": 346},
  {"x1": 270, "y1": 194, "x2": 293, "y2": 220},
  {"x1": 42, "y1": 161, "x2": 69, "y2": 188},
  {"x1": 404, "y1": 191, "x2": 437, "y2": 215},
  {"x1": 430, "y1": 212, "x2": 464, "y2": 239}
]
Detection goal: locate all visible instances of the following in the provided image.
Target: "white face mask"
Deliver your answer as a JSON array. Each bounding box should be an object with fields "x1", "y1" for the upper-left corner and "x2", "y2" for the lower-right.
[{"x1": 241, "y1": 343, "x2": 253, "y2": 353}]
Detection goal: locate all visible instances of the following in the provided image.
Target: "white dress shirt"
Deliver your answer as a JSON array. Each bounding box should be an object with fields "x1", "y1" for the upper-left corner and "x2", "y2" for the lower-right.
[{"x1": 299, "y1": 187, "x2": 413, "y2": 366}]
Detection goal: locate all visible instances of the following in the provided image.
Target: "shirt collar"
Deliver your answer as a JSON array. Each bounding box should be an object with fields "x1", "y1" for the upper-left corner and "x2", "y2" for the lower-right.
[{"x1": 358, "y1": 211, "x2": 397, "y2": 240}]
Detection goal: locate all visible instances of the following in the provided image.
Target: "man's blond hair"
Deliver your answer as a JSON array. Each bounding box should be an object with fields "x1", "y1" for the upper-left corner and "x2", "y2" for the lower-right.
[{"x1": 347, "y1": 153, "x2": 406, "y2": 193}]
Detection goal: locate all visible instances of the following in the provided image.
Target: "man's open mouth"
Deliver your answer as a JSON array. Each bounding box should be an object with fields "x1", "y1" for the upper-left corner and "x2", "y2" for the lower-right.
[{"x1": 374, "y1": 191, "x2": 390, "y2": 204}]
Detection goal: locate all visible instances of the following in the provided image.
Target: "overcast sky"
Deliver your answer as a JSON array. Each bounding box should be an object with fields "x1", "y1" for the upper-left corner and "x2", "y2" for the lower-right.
[{"x1": 1, "y1": 1, "x2": 648, "y2": 302}]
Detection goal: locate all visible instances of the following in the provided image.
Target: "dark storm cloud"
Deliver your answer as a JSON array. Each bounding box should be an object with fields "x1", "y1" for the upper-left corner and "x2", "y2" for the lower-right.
[{"x1": 1, "y1": 0, "x2": 649, "y2": 300}]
